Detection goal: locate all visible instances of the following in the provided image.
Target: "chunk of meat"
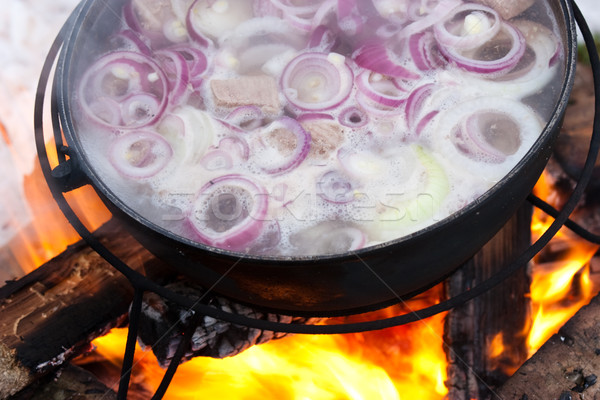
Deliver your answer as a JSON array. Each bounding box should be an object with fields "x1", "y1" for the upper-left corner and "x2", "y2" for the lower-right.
[
  {"x1": 301, "y1": 121, "x2": 345, "y2": 159},
  {"x1": 476, "y1": 0, "x2": 535, "y2": 20},
  {"x1": 210, "y1": 75, "x2": 280, "y2": 114}
]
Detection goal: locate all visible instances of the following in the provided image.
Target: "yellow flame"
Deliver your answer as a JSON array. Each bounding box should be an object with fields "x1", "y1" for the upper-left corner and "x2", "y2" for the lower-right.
[
  {"x1": 526, "y1": 172, "x2": 599, "y2": 355},
  {"x1": 92, "y1": 307, "x2": 449, "y2": 399}
]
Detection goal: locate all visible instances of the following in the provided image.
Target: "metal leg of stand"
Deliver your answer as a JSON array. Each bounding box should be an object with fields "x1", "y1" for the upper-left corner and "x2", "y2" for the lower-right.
[
  {"x1": 117, "y1": 288, "x2": 144, "y2": 400},
  {"x1": 150, "y1": 308, "x2": 203, "y2": 400}
]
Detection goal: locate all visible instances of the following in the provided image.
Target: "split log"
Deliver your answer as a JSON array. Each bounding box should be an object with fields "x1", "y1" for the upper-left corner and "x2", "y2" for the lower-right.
[
  {"x1": 444, "y1": 203, "x2": 532, "y2": 399},
  {"x1": 0, "y1": 219, "x2": 158, "y2": 399},
  {"x1": 136, "y1": 279, "x2": 320, "y2": 367},
  {"x1": 496, "y1": 291, "x2": 600, "y2": 399},
  {"x1": 10, "y1": 363, "x2": 117, "y2": 400}
]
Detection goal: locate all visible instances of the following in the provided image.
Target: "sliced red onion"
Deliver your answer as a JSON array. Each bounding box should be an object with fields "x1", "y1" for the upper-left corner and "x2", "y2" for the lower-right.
[
  {"x1": 170, "y1": 0, "x2": 195, "y2": 21},
  {"x1": 185, "y1": 8, "x2": 211, "y2": 47},
  {"x1": 120, "y1": 94, "x2": 162, "y2": 127},
  {"x1": 339, "y1": 106, "x2": 369, "y2": 128},
  {"x1": 409, "y1": 31, "x2": 447, "y2": 71},
  {"x1": 353, "y1": 41, "x2": 421, "y2": 80},
  {"x1": 283, "y1": 12, "x2": 313, "y2": 32},
  {"x1": 216, "y1": 136, "x2": 250, "y2": 161},
  {"x1": 356, "y1": 70, "x2": 409, "y2": 108},
  {"x1": 78, "y1": 51, "x2": 169, "y2": 129},
  {"x1": 447, "y1": 21, "x2": 560, "y2": 99},
  {"x1": 405, "y1": 83, "x2": 435, "y2": 132},
  {"x1": 308, "y1": 25, "x2": 339, "y2": 52},
  {"x1": 438, "y1": 22, "x2": 526, "y2": 75},
  {"x1": 336, "y1": 0, "x2": 366, "y2": 36},
  {"x1": 251, "y1": 116, "x2": 311, "y2": 175},
  {"x1": 165, "y1": 44, "x2": 209, "y2": 88},
  {"x1": 281, "y1": 52, "x2": 353, "y2": 111},
  {"x1": 370, "y1": 0, "x2": 410, "y2": 22},
  {"x1": 433, "y1": 4, "x2": 501, "y2": 51},
  {"x1": 200, "y1": 149, "x2": 233, "y2": 170},
  {"x1": 110, "y1": 30, "x2": 152, "y2": 55},
  {"x1": 406, "y1": 0, "x2": 439, "y2": 20},
  {"x1": 87, "y1": 97, "x2": 121, "y2": 127},
  {"x1": 268, "y1": 0, "x2": 322, "y2": 16},
  {"x1": 451, "y1": 115, "x2": 511, "y2": 164},
  {"x1": 434, "y1": 97, "x2": 542, "y2": 172},
  {"x1": 246, "y1": 220, "x2": 281, "y2": 255},
  {"x1": 225, "y1": 106, "x2": 266, "y2": 130},
  {"x1": 187, "y1": 0, "x2": 254, "y2": 39},
  {"x1": 312, "y1": 0, "x2": 338, "y2": 28},
  {"x1": 296, "y1": 113, "x2": 335, "y2": 123},
  {"x1": 414, "y1": 110, "x2": 439, "y2": 136},
  {"x1": 123, "y1": 0, "x2": 185, "y2": 48},
  {"x1": 155, "y1": 49, "x2": 191, "y2": 105},
  {"x1": 289, "y1": 221, "x2": 366, "y2": 255},
  {"x1": 219, "y1": 17, "x2": 307, "y2": 74},
  {"x1": 189, "y1": 174, "x2": 269, "y2": 251},
  {"x1": 317, "y1": 170, "x2": 355, "y2": 203},
  {"x1": 254, "y1": 0, "x2": 282, "y2": 17},
  {"x1": 270, "y1": 182, "x2": 288, "y2": 202},
  {"x1": 162, "y1": 18, "x2": 190, "y2": 44},
  {"x1": 376, "y1": 23, "x2": 402, "y2": 39},
  {"x1": 397, "y1": 0, "x2": 462, "y2": 38},
  {"x1": 109, "y1": 130, "x2": 173, "y2": 178}
]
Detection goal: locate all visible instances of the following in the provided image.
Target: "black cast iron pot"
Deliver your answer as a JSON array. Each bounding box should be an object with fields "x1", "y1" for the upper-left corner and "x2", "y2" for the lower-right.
[{"x1": 53, "y1": 0, "x2": 577, "y2": 316}]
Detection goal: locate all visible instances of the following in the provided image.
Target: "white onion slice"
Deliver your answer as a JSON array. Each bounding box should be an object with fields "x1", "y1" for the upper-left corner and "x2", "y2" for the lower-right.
[{"x1": 160, "y1": 107, "x2": 217, "y2": 166}]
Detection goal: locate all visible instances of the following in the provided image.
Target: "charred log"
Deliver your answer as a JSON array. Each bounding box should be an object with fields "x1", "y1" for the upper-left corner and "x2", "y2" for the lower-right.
[
  {"x1": 0, "y1": 220, "x2": 157, "y2": 399},
  {"x1": 444, "y1": 204, "x2": 532, "y2": 399},
  {"x1": 496, "y1": 291, "x2": 600, "y2": 399},
  {"x1": 9, "y1": 363, "x2": 117, "y2": 400},
  {"x1": 136, "y1": 279, "x2": 320, "y2": 367}
]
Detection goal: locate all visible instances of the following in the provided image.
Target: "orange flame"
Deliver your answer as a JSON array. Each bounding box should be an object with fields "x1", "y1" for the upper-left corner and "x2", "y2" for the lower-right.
[
  {"x1": 92, "y1": 297, "x2": 449, "y2": 399},
  {"x1": 3, "y1": 139, "x2": 111, "y2": 275},
  {"x1": 526, "y1": 172, "x2": 600, "y2": 355}
]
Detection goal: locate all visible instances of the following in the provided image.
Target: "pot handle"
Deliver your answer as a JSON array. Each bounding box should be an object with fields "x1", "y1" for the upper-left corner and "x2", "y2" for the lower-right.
[{"x1": 34, "y1": 1, "x2": 89, "y2": 194}]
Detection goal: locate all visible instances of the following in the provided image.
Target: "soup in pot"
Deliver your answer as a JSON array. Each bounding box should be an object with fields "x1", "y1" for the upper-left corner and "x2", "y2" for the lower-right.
[{"x1": 72, "y1": 0, "x2": 565, "y2": 256}]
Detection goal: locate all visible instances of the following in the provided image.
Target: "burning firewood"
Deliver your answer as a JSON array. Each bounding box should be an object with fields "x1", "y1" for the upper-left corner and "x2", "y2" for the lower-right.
[
  {"x1": 0, "y1": 219, "x2": 154, "y2": 398},
  {"x1": 137, "y1": 279, "x2": 320, "y2": 367},
  {"x1": 10, "y1": 364, "x2": 118, "y2": 400},
  {"x1": 497, "y1": 292, "x2": 600, "y2": 399}
]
